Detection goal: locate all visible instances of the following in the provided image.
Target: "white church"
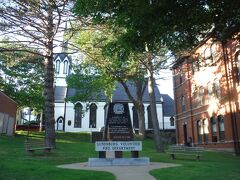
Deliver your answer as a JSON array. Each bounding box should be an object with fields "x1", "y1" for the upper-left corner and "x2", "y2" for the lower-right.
[{"x1": 54, "y1": 53, "x2": 175, "y2": 133}]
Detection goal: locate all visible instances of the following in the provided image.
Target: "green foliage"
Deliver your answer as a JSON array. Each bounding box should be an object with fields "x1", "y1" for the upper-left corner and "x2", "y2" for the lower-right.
[
  {"x1": 66, "y1": 63, "x2": 116, "y2": 102},
  {"x1": 74, "y1": 0, "x2": 240, "y2": 54},
  {"x1": 0, "y1": 42, "x2": 44, "y2": 111}
]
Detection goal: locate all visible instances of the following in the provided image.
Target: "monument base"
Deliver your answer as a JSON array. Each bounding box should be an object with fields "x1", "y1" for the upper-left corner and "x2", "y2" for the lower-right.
[{"x1": 88, "y1": 157, "x2": 150, "y2": 167}]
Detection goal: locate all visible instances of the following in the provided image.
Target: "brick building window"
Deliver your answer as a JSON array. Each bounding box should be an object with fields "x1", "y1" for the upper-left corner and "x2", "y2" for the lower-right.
[
  {"x1": 179, "y1": 73, "x2": 184, "y2": 84},
  {"x1": 204, "y1": 47, "x2": 212, "y2": 65},
  {"x1": 211, "y1": 42, "x2": 217, "y2": 64},
  {"x1": 74, "y1": 103, "x2": 82, "y2": 128},
  {"x1": 197, "y1": 120, "x2": 202, "y2": 143},
  {"x1": 218, "y1": 115, "x2": 225, "y2": 141},
  {"x1": 203, "y1": 119, "x2": 209, "y2": 144},
  {"x1": 208, "y1": 83, "x2": 213, "y2": 101},
  {"x1": 192, "y1": 59, "x2": 200, "y2": 74},
  {"x1": 181, "y1": 95, "x2": 186, "y2": 112},
  {"x1": 210, "y1": 117, "x2": 217, "y2": 142},
  {"x1": 193, "y1": 90, "x2": 198, "y2": 108},
  {"x1": 236, "y1": 51, "x2": 240, "y2": 83},
  {"x1": 214, "y1": 79, "x2": 221, "y2": 98},
  {"x1": 199, "y1": 87, "x2": 205, "y2": 105}
]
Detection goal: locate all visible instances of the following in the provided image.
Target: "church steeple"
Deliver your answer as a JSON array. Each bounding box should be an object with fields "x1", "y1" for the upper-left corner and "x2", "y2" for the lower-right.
[
  {"x1": 61, "y1": 21, "x2": 68, "y2": 53},
  {"x1": 54, "y1": 53, "x2": 71, "y2": 87}
]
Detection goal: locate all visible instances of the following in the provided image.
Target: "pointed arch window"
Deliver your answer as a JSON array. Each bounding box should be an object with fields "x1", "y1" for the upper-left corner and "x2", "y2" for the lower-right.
[
  {"x1": 132, "y1": 106, "x2": 139, "y2": 129},
  {"x1": 55, "y1": 60, "x2": 60, "y2": 74},
  {"x1": 89, "y1": 103, "x2": 97, "y2": 128},
  {"x1": 147, "y1": 105, "x2": 153, "y2": 129},
  {"x1": 63, "y1": 60, "x2": 68, "y2": 74},
  {"x1": 74, "y1": 103, "x2": 82, "y2": 128}
]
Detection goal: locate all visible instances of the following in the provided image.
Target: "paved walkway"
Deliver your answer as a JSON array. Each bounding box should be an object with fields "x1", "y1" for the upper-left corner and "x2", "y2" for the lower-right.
[{"x1": 58, "y1": 162, "x2": 180, "y2": 180}]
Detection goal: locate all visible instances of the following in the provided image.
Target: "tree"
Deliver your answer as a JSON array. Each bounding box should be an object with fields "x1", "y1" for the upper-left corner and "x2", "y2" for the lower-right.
[
  {"x1": 0, "y1": 0, "x2": 73, "y2": 148},
  {"x1": 68, "y1": 28, "x2": 150, "y2": 138},
  {"x1": 74, "y1": 0, "x2": 172, "y2": 152},
  {"x1": 0, "y1": 41, "x2": 44, "y2": 111}
]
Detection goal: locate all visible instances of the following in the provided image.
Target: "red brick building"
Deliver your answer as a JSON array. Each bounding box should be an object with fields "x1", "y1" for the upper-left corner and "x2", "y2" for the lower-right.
[
  {"x1": 0, "y1": 91, "x2": 17, "y2": 135},
  {"x1": 172, "y1": 35, "x2": 240, "y2": 154}
]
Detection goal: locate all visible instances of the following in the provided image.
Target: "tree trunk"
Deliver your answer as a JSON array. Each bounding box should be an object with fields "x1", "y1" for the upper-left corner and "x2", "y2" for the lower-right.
[
  {"x1": 148, "y1": 65, "x2": 164, "y2": 153},
  {"x1": 120, "y1": 81, "x2": 146, "y2": 139},
  {"x1": 44, "y1": 54, "x2": 56, "y2": 148},
  {"x1": 44, "y1": 3, "x2": 56, "y2": 148},
  {"x1": 136, "y1": 103, "x2": 146, "y2": 139}
]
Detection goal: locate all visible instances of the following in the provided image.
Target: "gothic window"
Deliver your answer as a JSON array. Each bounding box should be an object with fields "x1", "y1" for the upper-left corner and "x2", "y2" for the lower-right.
[
  {"x1": 89, "y1": 103, "x2": 97, "y2": 128},
  {"x1": 63, "y1": 60, "x2": 68, "y2": 74},
  {"x1": 170, "y1": 116, "x2": 175, "y2": 126},
  {"x1": 211, "y1": 117, "x2": 217, "y2": 142},
  {"x1": 132, "y1": 106, "x2": 139, "y2": 129},
  {"x1": 55, "y1": 60, "x2": 60, "y2": 74},
  {"x1": 218, "y1": 115, "x2": 225, "y2": 141},
  {"x1": 203, "y1": 119, "x2": 209, "y2": 144},
  {"x1": 147, "y1": 105, "x2": 153, "y2": 129},
  {"x1": 197, "y1": 120, "x2": 202, "y2": 144},
  {"x1": 74, "y1": 103, "x2": 82, "y2": 128}
]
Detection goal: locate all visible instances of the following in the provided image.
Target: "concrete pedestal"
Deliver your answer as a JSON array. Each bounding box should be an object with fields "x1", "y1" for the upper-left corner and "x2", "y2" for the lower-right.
[{"x1": 88, "y1": 157, "x2": 150, "y2": 167}]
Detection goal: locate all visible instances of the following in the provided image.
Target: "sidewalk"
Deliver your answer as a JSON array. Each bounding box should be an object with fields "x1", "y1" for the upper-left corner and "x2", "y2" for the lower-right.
[{"x1": 58, "y1": 162, "x2": 180, "y2": 180}]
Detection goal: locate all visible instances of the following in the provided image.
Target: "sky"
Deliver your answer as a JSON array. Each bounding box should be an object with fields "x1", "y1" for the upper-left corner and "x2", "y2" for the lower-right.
[{"x1": 156, "y1": 69, "x2": 174, "y2": 99}]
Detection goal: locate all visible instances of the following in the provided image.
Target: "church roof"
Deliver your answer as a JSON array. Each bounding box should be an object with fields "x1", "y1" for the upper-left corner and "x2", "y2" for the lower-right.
[
  {"x1": 54, "y1": 82, "x2": 175, "y2": 116},
  {"x1": 161, "y1": 94, "x2": 175, "y2": 116}
]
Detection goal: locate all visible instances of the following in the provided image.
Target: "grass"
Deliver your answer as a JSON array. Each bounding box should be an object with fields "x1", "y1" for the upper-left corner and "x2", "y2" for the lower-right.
[{"x1": 0, "y1": 131, "x2": 240, "y2": 180}]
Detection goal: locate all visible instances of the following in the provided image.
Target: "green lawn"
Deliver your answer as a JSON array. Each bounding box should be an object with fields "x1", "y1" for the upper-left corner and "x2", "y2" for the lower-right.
[{"x1": 0, "y1": 131, "x2": 240, "y2": 180}]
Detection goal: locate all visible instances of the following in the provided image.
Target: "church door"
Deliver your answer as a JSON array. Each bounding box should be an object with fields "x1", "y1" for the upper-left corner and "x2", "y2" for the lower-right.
[{"x1": 57, "y1": 116, "x2": 64, "y2": 131}]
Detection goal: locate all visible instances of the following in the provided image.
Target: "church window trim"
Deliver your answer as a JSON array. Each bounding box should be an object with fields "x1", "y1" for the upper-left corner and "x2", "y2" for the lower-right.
[
  {"x1": 89, "y1": 103, "x2": 97, "y2": 128},
  {"x1": 132, "y1": 106, "x2": 139, "y2": 129},
  {"x1": 147, "y1": 105, "x2": 153, "y2": 129},
  {"x1": 55, "y1": 59, "x2": 60, "y2": 74},
  {"x1": 63, "y1": 60, "x2": 68, "y2": 74}
]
